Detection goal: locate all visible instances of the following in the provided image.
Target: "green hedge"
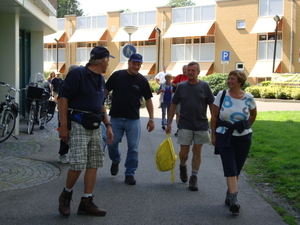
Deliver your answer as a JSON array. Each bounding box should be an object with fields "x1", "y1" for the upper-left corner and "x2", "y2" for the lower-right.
[
  {"x1": 245, "y1": 86, "x2": 300, "y2": 100},
  {"x1": 200, "y1": 73, "x2": 250, "y2": 95}
]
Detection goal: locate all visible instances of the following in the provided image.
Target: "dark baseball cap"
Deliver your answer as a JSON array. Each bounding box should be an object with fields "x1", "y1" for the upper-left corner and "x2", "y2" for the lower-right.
[
  {"x1": 90, "y1": 46, "x2": 115, "y2": 59},
  {"x1": 129, "y1": 53, "x2": 143, "y2": 63}
]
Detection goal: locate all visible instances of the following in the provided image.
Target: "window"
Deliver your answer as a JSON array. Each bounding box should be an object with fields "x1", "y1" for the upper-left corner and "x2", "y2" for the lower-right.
[
  {"x1": 173, "y1": 5, "x2": 215, "y2": 23},
  {"x1": 258, "y1": 33, "x2": 282, "y2": 60},
  {"x1": 43, "y1": 44, "x2": 65, "y2": 62},
  {"x1": 236, "y1": 20, "x2": 246, "y2": 29},
  {"x1": 77, "y1": 16, "x2": 107, "y2": 29},
  {"x1": 259, "y1": 0, "x2": 283, "y2": 17},
  {"x1": 121, "y1": 11, "x2": 156, "y2": 27},
  {"x1": 236, "y1": 63, "x2": 244, "y2": 70},
  {"x1": 171, "y1": 37, "x2": 215, "y2": 62}
]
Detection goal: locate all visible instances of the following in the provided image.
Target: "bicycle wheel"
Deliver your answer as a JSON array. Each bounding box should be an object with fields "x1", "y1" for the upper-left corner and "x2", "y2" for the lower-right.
[
  {"x1": 46, "y1": 112, "x2": 54, "y2": 123},
  {"x1": 0, "y1": 110, "x2": 16, "y2": 143},
  {"x1": 27, "y1": 104, "x2": 35, "y2": 134},
  {"x1": 39, "y1": 109, "x2": 47, "y2": 130}
]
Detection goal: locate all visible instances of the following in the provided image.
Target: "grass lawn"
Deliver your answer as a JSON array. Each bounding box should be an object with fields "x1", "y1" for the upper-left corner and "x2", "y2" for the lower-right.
[{"x1": 244, "y1": 111, "x2": 300, "y2": 225}]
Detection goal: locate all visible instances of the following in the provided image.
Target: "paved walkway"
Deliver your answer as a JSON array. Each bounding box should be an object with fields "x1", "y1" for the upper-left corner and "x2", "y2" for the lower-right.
[{"x1": 0, "y1": 96, "x2": 298, "y2": 224}]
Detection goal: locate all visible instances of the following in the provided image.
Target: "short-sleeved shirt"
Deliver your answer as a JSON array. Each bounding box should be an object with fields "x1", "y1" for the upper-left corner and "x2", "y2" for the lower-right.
[
  {"x1": 60, "y1": 66, "x2": 105, "y2": 113},
  {"x1": 172, "y1": 80, "x2": 215, "y2": 131},
  {"x1": 51, "y1": 77, "x2": 63, "y2": 92},
  {"x1": 214, "y1": 90, "x2": 256, "y2": 136},
  {"x1": 172, "y1": 74, "x2": 188, "y2": 84},
  {"x1": 155, "y1": 71, "x2": 168, "y2": 84},
  {"x1": 106, "y1": 69, "x2": 153, "y2": 120}
]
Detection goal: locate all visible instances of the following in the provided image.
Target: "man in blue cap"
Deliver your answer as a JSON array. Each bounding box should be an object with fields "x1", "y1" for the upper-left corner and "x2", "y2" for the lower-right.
[
  {"x1": 58, "y1": 46, "x2": 114, "y2": 217},
  {"x1": 106, "y1": 53, "x2": 155, "y2": 185}
]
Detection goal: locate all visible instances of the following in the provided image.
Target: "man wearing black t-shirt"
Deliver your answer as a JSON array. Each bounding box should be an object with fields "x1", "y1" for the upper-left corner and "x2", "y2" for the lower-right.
[
  {"x1": 106, "y1": 53, "x2": 155, "y2": 185},
  {"x1": 51, "y1": 72, "x2": 62, "y2": 102}
]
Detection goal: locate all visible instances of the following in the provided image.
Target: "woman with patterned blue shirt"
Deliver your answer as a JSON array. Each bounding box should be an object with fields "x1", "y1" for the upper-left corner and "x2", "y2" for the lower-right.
[{"x1": 211, "y1": 70, "x2": 257, "y2": 214}]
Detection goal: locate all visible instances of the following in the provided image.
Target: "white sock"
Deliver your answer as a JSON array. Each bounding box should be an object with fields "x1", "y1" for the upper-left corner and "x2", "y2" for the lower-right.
[
  {"x1": 64, "y1": 187, "x2": 72, "y2": 192},
  {"x1": 82, "y1": 193, "x2": 93, "y2": 198}
]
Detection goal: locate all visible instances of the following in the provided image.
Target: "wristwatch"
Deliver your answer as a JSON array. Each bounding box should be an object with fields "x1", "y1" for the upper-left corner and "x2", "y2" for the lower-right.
[
  {"x1": 105, "y1": 123, "x2": 112, "y2": 127},
  {"x1": 149, "y1": 119, "x2": 154, "y2": 122}
]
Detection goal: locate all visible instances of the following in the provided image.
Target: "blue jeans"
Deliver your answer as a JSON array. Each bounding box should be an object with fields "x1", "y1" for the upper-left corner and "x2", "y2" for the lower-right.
[
  {"x1": 161, "y1": 102, "x2": 171, "y2": 125},
  {"x1": 108, "y1": 117, "x2": 141, "y2": 176},
  {"x1": 100, "y1": 123, "x2": 107, "y2": 151}
]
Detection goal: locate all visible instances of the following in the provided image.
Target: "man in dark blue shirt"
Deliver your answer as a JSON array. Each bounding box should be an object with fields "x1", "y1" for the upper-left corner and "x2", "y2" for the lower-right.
[
  {"x1": 106, "y1": 53, "x2": 155, "y2": 185},
  {"x1": 58, "y1": 46, "x2": 114, "y2": 217}
]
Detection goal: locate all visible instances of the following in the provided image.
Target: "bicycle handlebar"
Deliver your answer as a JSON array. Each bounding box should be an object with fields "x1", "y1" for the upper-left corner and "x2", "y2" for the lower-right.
[{"x1": 0, "y1": 81, "x2": 20, "y2": 92}]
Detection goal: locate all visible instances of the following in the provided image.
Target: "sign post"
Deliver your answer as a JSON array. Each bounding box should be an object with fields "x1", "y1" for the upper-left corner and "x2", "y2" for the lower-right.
[{"x1": 221, "y1": 51, "x2": 230, "y2": 74}]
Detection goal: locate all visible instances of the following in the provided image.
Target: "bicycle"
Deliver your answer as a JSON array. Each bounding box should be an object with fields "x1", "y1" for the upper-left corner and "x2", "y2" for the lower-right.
[
  {"x1": 26, "y1": 75, "x2": 56, "y2": 134},
  {"x1": 0, "y1": 82, "x2": 20, "y2": 142}
]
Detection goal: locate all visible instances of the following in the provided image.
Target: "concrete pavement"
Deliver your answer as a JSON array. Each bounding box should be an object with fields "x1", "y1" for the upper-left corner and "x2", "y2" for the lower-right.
[{"x1": 0, "y1": 95, "x2": 298, "y2": 224}]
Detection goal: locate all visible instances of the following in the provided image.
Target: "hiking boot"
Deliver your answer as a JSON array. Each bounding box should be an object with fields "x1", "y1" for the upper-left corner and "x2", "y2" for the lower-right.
[
  {"x1": 58, "y1": 188, "x2": 73, "y2": 217},
  {"x1": 179, "y1": 165, "x2": 188, "y2": 183},
  {"x1": 189, "y1": 175, "x2": 198, "y2": 191},
  {"x1": 229, "y1": 192, "x2": 240, "y2": 214},
  {"x1": 125, "y1": 175, "x2": 136, "y2": 185},
  {"x1": 110, "y1": 163, "x2": 119, "y2": 176},
  {"x1": 77, "y1": 196, "x2": 106, "y2": 216},
  {"x1": 58, "y1": 155, "x2": 69, "y2": 164},
  {"x1": 225, "y1": 190, "x2": 230, "y2": 206}
]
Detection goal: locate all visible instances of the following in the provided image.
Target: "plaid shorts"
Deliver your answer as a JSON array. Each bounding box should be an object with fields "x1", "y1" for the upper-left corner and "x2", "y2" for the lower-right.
[{"x1": 68, "y1": 121, "x2": 104, "y2": 171}]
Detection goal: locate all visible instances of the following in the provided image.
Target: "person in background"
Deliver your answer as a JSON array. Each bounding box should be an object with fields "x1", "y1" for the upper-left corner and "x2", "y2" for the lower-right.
[
  {"x1": 106, "y1": 53, "x2": 155, "y2": 185},
  {"x1": 57, "y1": 65, "x2": 79, "y2": 164},
  {"x1": 166, "y1": 61, "x2": 214, "y2": 192},
  {"x1": 157, "y1": 73, "x2": 173, "y2": 130},
  {"x1": 171, "y1": 65, "x2": 188, "y2": 136},
  {"x1": 58, "y1": 46, "x2": 114, "y2": 217},
  {"x1": 155, "y1": 65, "x2": 168, "y2": 108},
  {"x1": 47, "y1": 71, "x2": 55, "y2": 82},
  {"x1": 211, "y1": 70, "x2": 257, "y2": 214},
  {"x1": 51, "y1": 72, "x2": 63, "y2": 103}
]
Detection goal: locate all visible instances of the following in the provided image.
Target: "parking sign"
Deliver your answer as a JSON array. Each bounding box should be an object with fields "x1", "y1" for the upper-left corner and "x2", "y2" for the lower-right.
[{"x1": 221, "y1": 51, "x2": 230, "y2": 61}]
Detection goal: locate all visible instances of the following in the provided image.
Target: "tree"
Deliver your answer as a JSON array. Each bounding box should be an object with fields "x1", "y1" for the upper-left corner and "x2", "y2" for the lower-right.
[
  {"x1": 57, "y1": 0, "x2": 83, "y2": 18},
  {"x1": 167, "y1": 0, "x2": 195, "y2": 7}
]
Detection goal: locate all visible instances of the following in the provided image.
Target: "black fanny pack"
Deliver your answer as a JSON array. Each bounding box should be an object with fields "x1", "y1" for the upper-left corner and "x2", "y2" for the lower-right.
[{"x1": 70, "y1": 110, "x2": 103, "y2": 130}]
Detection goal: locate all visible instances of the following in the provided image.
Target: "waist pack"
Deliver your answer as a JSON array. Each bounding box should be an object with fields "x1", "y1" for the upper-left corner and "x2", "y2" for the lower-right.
[{"x1": 70, "y1": 111, "x2": 103, "y2": 130}]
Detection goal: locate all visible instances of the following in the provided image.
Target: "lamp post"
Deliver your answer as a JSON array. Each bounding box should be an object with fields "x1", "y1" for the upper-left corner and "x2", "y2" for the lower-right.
[
  {"x1": 155, "y1": 27, "x2": 161, "y2": 74},
  {"x1": 54, "y1": 38, "x2": 59, "y2": 72},
  {"x1": 123, "y1": 26, "x2": 138, "y2": 45},
  {"x1": 272, "y1": 15, "x2": 280, "y2": 73}
]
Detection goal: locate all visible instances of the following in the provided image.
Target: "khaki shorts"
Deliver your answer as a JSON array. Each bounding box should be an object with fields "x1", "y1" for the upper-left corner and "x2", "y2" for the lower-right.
[
  {"x1": 68, "y1": 121, "x2": 104, "y2": 171},
  {"x1": 177, "y1": 129, "x2": 211, "y2": 145}
]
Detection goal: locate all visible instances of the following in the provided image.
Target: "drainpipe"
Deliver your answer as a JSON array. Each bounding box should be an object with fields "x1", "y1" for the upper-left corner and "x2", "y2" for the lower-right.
[{"x1": 289, "y1": 0, "x2": 294, "y2": 72}]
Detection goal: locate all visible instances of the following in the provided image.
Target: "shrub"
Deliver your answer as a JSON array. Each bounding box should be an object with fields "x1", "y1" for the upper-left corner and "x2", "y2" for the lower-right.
[
  {"x1": 261, "y1": 81, "x2": 271, "y2": 86},
  {"x1": 291, "y1": 88, "x2": 300, "y2": 100},
  {"x1": 245, "y1": 86, "x2": 261, "y2": 98},
  {"x1": 260, "y1": 86, "x2": 275, "y2": 98},
  {"x1": 200, "y1": 73, "x2": 251, "y2": 95},
  {"x1": 149, "y1": 80, "x2": 159, "y2": 93}
]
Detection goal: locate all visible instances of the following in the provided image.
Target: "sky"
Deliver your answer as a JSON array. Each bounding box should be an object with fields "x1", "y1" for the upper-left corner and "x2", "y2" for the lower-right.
[{"x1": 78, "y1": 0, "x2": 215, "y2": 16}]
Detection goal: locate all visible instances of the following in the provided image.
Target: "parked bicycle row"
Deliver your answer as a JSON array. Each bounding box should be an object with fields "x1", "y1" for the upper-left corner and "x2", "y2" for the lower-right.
[{"x1": 0, "y1": 73, "x2": 56, "y2": 142}]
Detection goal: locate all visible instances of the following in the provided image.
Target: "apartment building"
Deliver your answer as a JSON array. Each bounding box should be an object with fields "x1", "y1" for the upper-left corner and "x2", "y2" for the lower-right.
[
  {"x1": 44, "y1": 0, "x2": 300, "y2": 84},
  {"x1": 0, "y1": 0, "x2": 57, "y2": 133}
]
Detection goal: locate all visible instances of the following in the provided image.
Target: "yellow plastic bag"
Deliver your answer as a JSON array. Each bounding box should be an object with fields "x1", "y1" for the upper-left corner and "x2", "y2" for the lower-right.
[{"x1": 155, "y1": 134, "x2": 177, "y2": 182}]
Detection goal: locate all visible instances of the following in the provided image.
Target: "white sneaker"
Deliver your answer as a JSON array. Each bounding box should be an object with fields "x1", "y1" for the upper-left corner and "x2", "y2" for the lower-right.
[{"x1": 59, "y1": 155, "x2": 69, "y2": 164}]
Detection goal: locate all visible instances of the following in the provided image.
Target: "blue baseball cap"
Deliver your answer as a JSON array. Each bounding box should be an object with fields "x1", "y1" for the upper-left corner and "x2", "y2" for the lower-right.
[
  {"x1": 90, "y1": 46, "x2": 115, "y2": 59},
  {"x1": 129, "y1": 53, "x2": 143, "y2": 63}
]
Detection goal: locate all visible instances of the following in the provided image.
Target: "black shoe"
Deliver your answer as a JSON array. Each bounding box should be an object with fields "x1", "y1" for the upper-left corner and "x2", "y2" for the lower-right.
[
  {"x1": 125, "y1": 175, "x2": 136, "y2": 185},
  {"x1": 110, "y1": 163, "x2": 119, "y2": 176},
  {"x1": 77, "y1": 196, "x2": 106, "y2": 216},
  {"x1": 174, "y1": 129, "x2": 178, "y2": 136},
  {"x1": 162, "y1": 125, "x2": 165, "y2": 130}
]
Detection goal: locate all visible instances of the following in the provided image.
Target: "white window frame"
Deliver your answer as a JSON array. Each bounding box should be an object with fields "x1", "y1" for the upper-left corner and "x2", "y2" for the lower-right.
[
  {"x1": 259, "y1": 0, "x2": 283, "y2": 17},
  {"x1": 236, "y1": 20, "x2": 246, "y2": 29},
  {"x1": 236, "y1": 63, "x2": 244, "y2": 70}
]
